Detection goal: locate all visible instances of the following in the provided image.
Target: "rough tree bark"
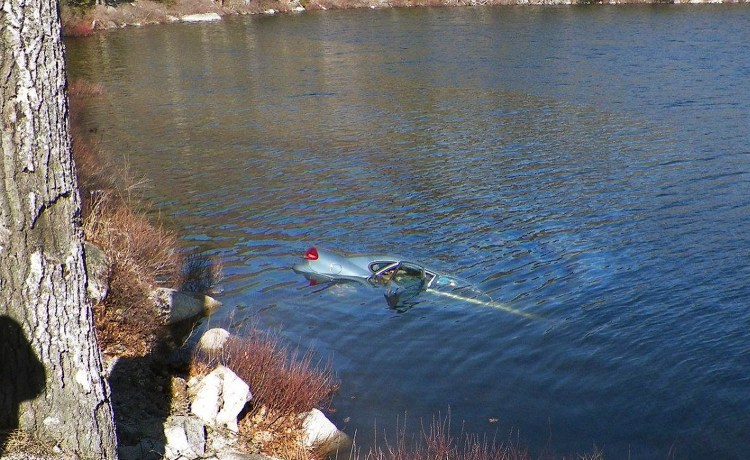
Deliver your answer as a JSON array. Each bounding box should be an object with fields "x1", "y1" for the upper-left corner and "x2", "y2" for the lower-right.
[{"x1": 0, "y1": 0, "x2": 118, "y2": 457}]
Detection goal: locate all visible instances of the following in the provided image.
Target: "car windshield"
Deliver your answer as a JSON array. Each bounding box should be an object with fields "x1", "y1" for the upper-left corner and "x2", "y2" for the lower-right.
[{"x1": 369, "y1": 262, "x2": 436, "y2": 287}]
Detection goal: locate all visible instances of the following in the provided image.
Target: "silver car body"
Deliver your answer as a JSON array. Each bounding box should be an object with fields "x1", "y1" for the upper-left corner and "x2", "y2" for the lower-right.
[
  {"x1": 293, "y1": 247, "x2": 462, "y2": 285},
  {"x1": 293, "y1": 246, "x2": 476, "y2": 308},
  {"x1": 293, "y1": 247, "x2": 539, "y2": 318}
]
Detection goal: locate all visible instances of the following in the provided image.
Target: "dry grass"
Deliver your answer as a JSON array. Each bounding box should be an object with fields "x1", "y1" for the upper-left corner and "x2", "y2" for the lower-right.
[
  {"x1": 192, "y1": 327, "x2": 339, "y2": 458},
  {"x1": 83, "y1": 197, "x2": 180, "y2": 286},
  {"x1": 362, "y1": 414, "x2": 530, "y2": 460},
  {"x1": 70, "y1": 79, "x2": 221, "y2": 357},
  {"x1": 577, "y1": 448, "x2": 605, "y2": 460},
  {"x1": 1, "y1": 429, "x2": 58, "y2": 458},
  {"x1": 84, "y1": 194, "x2": 181, "y2": 356},
  {"x1": 357, "y1": 413, "x2": 607, "y2": 460}
]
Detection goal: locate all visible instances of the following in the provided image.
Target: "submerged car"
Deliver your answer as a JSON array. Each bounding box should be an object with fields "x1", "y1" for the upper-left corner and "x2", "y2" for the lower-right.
[{"x1": 293, "y1": 246, "x2": 483, "y2": 309}]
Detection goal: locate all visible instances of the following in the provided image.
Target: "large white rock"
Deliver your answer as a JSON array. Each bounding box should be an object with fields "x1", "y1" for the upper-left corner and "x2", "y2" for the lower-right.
[
  {"x1": 300, "y1": 408, "x2": 350, "y2": 452},
  {"x1": 190, "y1": 366, "x2": 251, "y2": 433},
  {"x1": 152, "y1": 287, "x2": 222, "y2": 324},
  {"x1": 181, "y1": 13, "x2": 222, "y2": 22},
  {"x1": 190, "y1": 373, "x2": 222, "y2": 425}
]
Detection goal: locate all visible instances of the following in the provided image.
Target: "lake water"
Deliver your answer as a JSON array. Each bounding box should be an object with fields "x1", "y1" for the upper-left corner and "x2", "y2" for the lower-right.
[{"x1": 66, "y1": 5, "x2": 750, "y2": 458}]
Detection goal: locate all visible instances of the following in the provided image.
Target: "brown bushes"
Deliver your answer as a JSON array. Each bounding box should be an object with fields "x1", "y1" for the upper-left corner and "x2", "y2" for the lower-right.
[
  {"x1": 70, "y1": 79, "x2": 182, "y2": 356},
  {"x1": 209, "y1": 328, "x2": 338, "y2": 422},
  {"x1": 62, "y1": 18, "x2": 96, "y2": 37},
  {"x1": 193, "y1": 327, "x2": 339, "y2": 457},
  {"x1": 86, "y1": 196, "x2": 181, "y2": 355}
]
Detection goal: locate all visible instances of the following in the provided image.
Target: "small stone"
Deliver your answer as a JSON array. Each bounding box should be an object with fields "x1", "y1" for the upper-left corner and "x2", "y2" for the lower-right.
[{"x1": 199, "y1": 328, "x2": 231, "y2": 352}]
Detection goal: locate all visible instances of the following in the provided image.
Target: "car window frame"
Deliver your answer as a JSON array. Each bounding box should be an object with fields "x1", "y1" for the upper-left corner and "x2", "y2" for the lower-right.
[
  {"x1": 369, "y1": 261, "x2": 438, "y2": 287},
  {"x1": 369, "y1": 260, "x2": 399, "y2": 275}
]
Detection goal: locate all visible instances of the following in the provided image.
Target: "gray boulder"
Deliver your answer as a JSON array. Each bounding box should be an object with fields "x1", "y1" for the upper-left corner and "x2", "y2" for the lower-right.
[{"x1": 152, "y1": 287, "x2": 222, "y2": 324}]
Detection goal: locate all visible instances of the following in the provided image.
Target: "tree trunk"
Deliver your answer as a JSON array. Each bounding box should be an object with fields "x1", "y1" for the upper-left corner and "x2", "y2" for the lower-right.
[{"x1": 0, "y1": 0, "x2": 118, "y2": 457}]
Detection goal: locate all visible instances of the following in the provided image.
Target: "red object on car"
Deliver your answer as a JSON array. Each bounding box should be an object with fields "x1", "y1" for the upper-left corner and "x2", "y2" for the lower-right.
[{"x1": 304, "y1": 247, "x2": 319, "y2": 260}]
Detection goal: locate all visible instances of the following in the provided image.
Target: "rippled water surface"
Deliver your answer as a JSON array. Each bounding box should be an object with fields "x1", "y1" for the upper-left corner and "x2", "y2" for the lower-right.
[{"x1": 66, "y1": 6, "x2": 750, "y2": 458}]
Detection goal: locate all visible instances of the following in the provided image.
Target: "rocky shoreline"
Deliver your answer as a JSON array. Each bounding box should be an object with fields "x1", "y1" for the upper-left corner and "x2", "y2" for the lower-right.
[
  {"x1": 62, "y1": 0, "x2": 749, "y2": 36},
  {"x1": 116, "y1": 327, "x2": 349, "y2": 460},
  {"x1": 82, "y1": 245, "x2": 345, "y2": 460}
]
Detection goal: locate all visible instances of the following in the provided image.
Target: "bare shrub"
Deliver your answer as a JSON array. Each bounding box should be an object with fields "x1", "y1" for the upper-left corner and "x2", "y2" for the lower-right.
[
  {"x1": 70, "y1": 77, "x2": 230, "y2": 361},
  {"x1": 191, "y1": 327, "x2": 338, "y2": 456},
  {"x1": 69, "y1": 80, "x2": 184, "y2": 356},
  {"x1": 84, "y1": 197, "x2": 180, "y2": 284},
  {"x1": 363, "y1": 413, "x2": 530, "y2": 460},
  {"x1": 85, "y1": 195, "x2": 181, "y2": 355},
  {"x1": 576, "y1": 446, "x2": 605, "y2": 460},
  {"x1": 362, "y1": 413, "x2": 608, "y2": 460},
  {"x1": 221, "y1": 329, "x2": 338, "y2": 423}
]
